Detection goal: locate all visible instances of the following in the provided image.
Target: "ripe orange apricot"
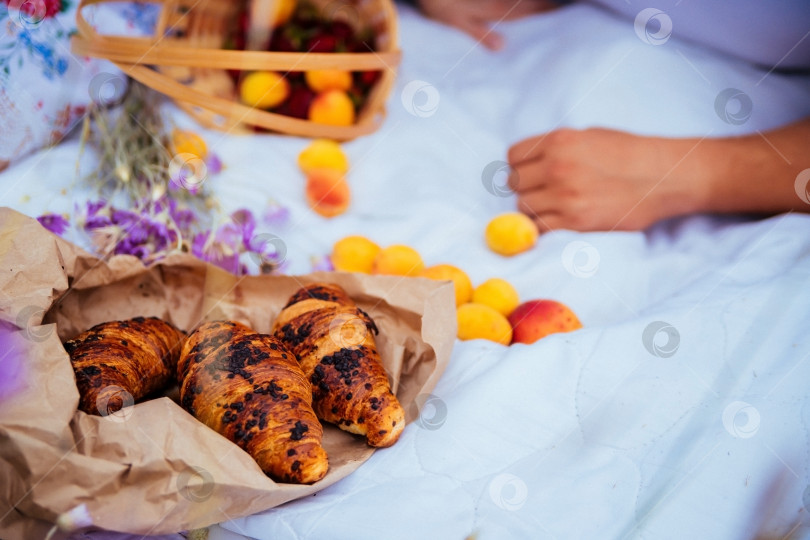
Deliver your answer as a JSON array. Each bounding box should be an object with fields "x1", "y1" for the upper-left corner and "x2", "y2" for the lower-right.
[
  {"x1": 420, "y1": 264, "x2": 474, "y2": 307},
  {"x1": 240, "y1": 71, "x2": 290, "y2": 109},
  {"x1": 305, "y1": 69, "x2": 353, "y2": 93},
  {"x1": 305, "y1": 168, "x2": 350, "y2": 218},
  {"x1": 308, "y1": 90, "x2": 355, "y2": 126},
  {"x1": 372, "y1": 245, "x2": 425, "y2": 277},
  {"x1": 485, "y1": 212, "x2": 539, "y2": 256},
  {"x1": 508, "y1": 299, "x2": 583, "y2": 344},
  {"x1": 331, "y1": 235, "x2": 381, "y2": 273}
]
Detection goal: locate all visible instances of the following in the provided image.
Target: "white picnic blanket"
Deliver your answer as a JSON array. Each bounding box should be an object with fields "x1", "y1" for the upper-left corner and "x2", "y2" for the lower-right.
[{"x1": 3, "y1": 2, "x2": 810, "y2": 539}]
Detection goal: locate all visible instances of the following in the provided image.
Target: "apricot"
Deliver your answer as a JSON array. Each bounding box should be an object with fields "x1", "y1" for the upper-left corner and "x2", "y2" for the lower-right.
[
  {"x1": 420, "y1": 264, "x2": 473, "y2": 307},
  {"x1": 485, "y1": 212, "x2": 539, "y2": 256},
  {"x1": 456, "y1": 303, "x2": 512, "y2": 345},
  {"x1": 305, "y1": 69, "x2": 353, "y2": 93},
  {"x1": 508, "y1": 299, "x2": 582, "y2": 345},
  {"x1": 473, "y1": 278, "x2": 520, "y2": 317},
  {"x1": 171, "y1": 129, "x2": 207, "y2": 159},
  {"x1": 240, "y1": 71, "x2": 290, "y2": 109},
  {"x1": 372, "y1": 245, "x2": 424, "y2": 277},
  {"x1": 331, "y1": 235, "x2": 381, "y2": 273},
  {"x1": 305, "y1": 168, "x2": 350, "y2": 218},
  {"x1": 298, "y1": 139, "x2": 349, "y2": 175},
  {"x1": 308, "y1": 90, "x2": 355, "y2": 126}
]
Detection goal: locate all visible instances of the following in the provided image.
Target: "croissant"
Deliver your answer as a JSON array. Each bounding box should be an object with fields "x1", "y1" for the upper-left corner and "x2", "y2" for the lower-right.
[
  {"x1": 64, "y1": 317, "x2": 185, "y2": 415},
  {"x1": 273, "y1": 283, "x2": 405, "y2": 448},
  {"x1": 178, "y1": 321, "x2": 328, "y2": 484}
]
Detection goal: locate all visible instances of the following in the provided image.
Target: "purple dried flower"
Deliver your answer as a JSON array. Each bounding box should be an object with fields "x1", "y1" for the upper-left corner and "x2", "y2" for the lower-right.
[
  {"x1": 88, "y1": 208, "x2": 178, "y2": 264},
  {"x1": 205, "y1": 152, "x2": 223, "y2": 175},
  {"x1": 246, "y1": 233, "x2": 286, "y2": 266},
  {"x1": 310, "y1": 254, "x2": 334, "y2": 273},
  {"x1": 191, "y1": 229, "x2": 241, "y2": 274},
  {"x1": 82, "y1": 200, "x2": 112, "y2": 229},
  {"x1": 167, "y1": 199, "x2": 196, "y2": 231},
  {"x1": 111, "y1": 208, "x2": 139, "y2": 228},
  {"x1": 191, "y1": 231, "x2": 209, "y2": 259},
  {"x1": 262, "y1": 200, "x2": 290, "y2": 228},
  {"x1": 169, "y1": 163, "x2": 206, "y2": 195},
  {"x1": 230, "y1": 208, "x2": 256, "y2": 247},
  {"x1": 85, "y1": 214, "x2": 112, "y2": 229},
  {"x1": 86, "y1": 200, "x2": 106, "y2": 217},
  {"x1": 36, "y1": 213, "x2": 69, "y2": 236}
]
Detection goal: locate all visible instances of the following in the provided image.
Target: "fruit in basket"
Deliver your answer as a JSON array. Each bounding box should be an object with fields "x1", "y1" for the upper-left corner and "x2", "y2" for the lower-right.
[
  {"x1": 240, "y1": 71, "x2": 290, "y2": 109},
  {"x1": 305, "y1": 168, "x2": 350, "y2": 218},
  {"x1": 308, "y1": 89, "x2": 356, "y2": 126},
  {"x1": 228, "y1": 2, "x2": 383, "y2": 126},
  {"x1": 298, "y1": 138, "x2": 349, "y2": 174},
  {"x1": 269, "y1": 30, "x2": 297, "y2": 52},
  {"x1": 372, "y1": 245, "x2": 424, "y2": 277},
  {"x1": 305, "y1": 69, "x2": 353, "y2": 93},
  {"x1": 456, "y1": 303, "x2": 512, "y2": 345},
  {"x1": 485, "y1": 212, "x2": 539, "y2": 256},
  {"x1": 420, "y1": 264, "x2": 473, "y2": 307},
  {"x1": 357, "y1": 70, "x2": 382, "y2": 90},
  {"x1": 269, "y1": 0, "x2": 297, "y2": 27},
  {"x1": 331, "y1": 235, "x2": 381, "y2": 273},
  {"x1": 473, "y1": 278, "x2": 520, "y2": 317},
  {"x1": 306, "y1": 32, "x2": 339, "y2": 53},
  {"x1": 278, "y1": 85, "x2": 316, "y2": 119},
  {"x1": 508, "y1": 300, "x2": 582, "y2": 345}
]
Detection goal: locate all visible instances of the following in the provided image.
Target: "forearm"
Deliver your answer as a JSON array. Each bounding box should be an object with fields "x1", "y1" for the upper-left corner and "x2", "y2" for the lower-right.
[{"x1": 697, "y1": 118, "x2": 810, "y2": 215}]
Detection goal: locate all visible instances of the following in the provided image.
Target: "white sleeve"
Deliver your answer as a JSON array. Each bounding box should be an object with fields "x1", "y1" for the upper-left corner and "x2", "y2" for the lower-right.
[{"x1": 584, "y1": 0, "x2": 810, "y2": 70}]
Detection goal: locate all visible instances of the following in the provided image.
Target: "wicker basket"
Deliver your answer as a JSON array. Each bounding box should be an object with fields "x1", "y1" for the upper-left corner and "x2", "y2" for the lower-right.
[{"x1": 71, "y1": 0, "x2": 401, "y2": 139}]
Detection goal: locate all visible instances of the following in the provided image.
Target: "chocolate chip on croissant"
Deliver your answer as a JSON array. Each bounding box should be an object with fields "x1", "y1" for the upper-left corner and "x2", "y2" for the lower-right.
[
  {"x1": 178, "y1": 321, "x2": 329, "y2": 484},
  {"x1": 273, "y1": 283, "x2": 405, "y2": 448},
  {"x1": 64, "y1": 316, "x2": 185, "y2": 415}
]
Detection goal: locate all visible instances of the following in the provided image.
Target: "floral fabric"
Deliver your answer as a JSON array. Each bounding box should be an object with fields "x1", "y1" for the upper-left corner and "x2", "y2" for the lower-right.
[{"x1": 0, "y1": 0, "x2": 158, "y2": 170}]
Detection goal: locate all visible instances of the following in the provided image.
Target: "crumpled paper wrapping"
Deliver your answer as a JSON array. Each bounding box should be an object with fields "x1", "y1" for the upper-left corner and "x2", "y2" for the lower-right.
[{"x1": 0, "y1": 207, "x2": 456, "y2": 538}]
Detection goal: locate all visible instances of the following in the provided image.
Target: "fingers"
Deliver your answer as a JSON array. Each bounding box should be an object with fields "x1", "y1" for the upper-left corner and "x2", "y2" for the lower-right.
[
  {"x1": 516, "y1": 192, "x2": 583, "y2": 233},
  {"x1": 500, "y1": 0, "x2": 559, "y2": 20},
  {"x1": 515, "y1": 188, "x2": 554, "y2": 224},
  {"x1": 505, "y1": 179, "x2": 561, "y2": 232},
  {"x1": 507, "y1": 152, "x2": 545, "y2": 192}
]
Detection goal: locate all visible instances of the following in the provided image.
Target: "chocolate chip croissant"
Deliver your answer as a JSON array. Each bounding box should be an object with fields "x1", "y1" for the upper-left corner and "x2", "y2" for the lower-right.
[
  {"x1": 273, "y1": 283, "x2": 405, "y2": 448},
  {"x1": 64, "y1": 317, "x2": 185, "y2": 415},
  {"x1": 178, "y1": 321, "x2": 328, "y2": 484}
]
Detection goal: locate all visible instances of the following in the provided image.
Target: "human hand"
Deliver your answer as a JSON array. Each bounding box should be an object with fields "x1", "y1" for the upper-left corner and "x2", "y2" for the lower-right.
[
  {"x1": 507, "y1": 128, "x2": 709, "y2": 232},
  {"x1": 417, "y1": 0, "x2": 558, "y2": 50}
]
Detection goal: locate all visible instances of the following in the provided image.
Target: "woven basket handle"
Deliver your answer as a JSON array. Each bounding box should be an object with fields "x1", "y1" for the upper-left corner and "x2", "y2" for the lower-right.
[
  {"x1": 115, "y1": 60, "x2": 386, "y2": 139},
  {"x1": 71, "y1": 0, "x2": 402, "y2": 72},
  {"x1": 71, "y1": 0, "x2": 398, "y2": 139}
]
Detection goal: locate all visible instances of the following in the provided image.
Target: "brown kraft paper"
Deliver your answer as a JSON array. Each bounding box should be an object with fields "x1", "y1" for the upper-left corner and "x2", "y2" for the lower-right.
[{"x1": 0, "y1": 207, "x2": 456, "y2": 538}]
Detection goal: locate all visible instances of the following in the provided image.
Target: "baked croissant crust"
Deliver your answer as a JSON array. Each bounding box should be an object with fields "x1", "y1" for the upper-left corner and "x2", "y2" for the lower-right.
[
  {"x1": 273, "y1": 283, "x2": 405, "y2": 448},
  {"x1": 178, "y1": 321, "x2": 328, "y2": 484},
  {"x1": 64, "y1": 317, "x2": 185, "y2": 415}
]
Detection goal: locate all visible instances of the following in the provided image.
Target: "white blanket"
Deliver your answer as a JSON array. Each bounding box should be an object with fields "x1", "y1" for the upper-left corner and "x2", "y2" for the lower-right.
[{"x1": 3, "y1": 2, "x2": 810, "y2": 539}]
